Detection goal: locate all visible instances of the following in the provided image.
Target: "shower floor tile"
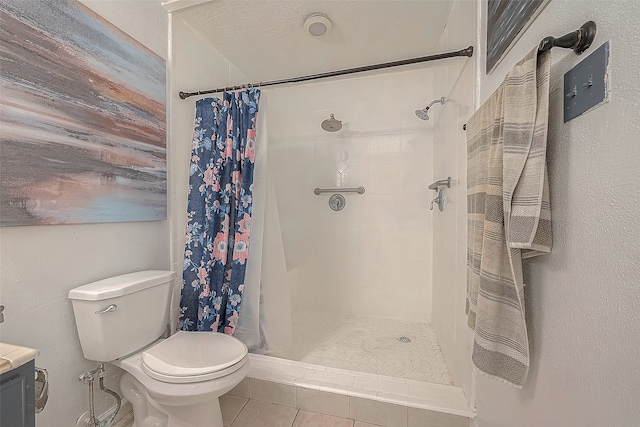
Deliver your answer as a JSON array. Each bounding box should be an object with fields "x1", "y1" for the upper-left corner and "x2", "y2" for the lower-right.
[{"x1": 280, "y1": 311, "x2": 451, "y2": 385}]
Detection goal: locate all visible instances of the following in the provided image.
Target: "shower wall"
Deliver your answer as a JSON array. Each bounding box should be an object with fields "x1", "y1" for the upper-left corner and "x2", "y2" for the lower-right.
[
  {"x1": 430, "y1": 0, "x2": 477, "y2": 402},
  {"x1": 266, "y1": 68, "x2": 436, "y2": 322}
]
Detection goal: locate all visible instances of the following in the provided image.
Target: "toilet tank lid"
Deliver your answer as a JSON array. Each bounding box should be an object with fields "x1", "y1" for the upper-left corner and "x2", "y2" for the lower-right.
[{"x1": 68, "y1": 270, "x2": 176, "y2": 301}]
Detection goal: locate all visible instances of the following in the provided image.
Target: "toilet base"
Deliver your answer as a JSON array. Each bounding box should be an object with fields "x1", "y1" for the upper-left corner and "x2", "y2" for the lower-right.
[{"x1": 121, "y1": 372, "x2": 223, "y2": 427}]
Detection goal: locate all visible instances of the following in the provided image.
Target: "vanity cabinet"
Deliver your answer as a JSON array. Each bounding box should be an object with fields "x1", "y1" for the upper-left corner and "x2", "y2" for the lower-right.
[{"x1": 0, "y1": 360, "x2": 36, "y2": 427}]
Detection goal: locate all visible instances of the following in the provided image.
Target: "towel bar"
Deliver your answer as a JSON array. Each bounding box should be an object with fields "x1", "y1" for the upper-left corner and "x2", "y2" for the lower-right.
[
  {"x1": 537, "y1": 21, "x2": 596, "y2": 55},
  {"x1": 463, "y1": 21, "x2": 597, "y2": 131},
  {"x1": 314, "y1": 186, "x2": 365, "y2": 195}
]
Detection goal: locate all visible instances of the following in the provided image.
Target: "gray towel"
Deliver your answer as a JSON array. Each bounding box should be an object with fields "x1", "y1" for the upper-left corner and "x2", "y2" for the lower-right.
[{"x1": 466, "y1": 47, "x2": 552, "y2": 387}]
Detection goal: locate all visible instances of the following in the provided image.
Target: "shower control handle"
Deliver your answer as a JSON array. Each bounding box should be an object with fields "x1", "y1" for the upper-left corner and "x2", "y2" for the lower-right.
[
  {"x1": 430, "y1": 197, "x2": 437, "y2": 211},
  {"x1": 430, "y1": 190, "x2": 445, "y2": 212},
  {"x1": 328, "y1": 194, "x2": 346, "y2": 211}
]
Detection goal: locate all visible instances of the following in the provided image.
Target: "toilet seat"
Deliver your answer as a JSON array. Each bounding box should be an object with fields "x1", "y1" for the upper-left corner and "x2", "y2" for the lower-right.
[{"x1": 141, "y1": 331, "x2": 248, "y2": 384}]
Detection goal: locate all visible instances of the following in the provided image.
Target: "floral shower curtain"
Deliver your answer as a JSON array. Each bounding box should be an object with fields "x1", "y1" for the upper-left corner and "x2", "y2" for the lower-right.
[{"x1": 179, "y1": 88, "x2": 260, "y2": 335}]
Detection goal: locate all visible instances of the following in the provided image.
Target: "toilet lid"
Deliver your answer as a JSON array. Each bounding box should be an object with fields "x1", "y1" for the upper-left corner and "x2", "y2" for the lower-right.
[{"x1": 142, "y1": 331, "x2": 248, "y2": 380}]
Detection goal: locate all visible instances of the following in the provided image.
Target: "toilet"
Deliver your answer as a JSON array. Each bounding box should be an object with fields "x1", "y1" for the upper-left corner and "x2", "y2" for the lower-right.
[{"x1": 68, "y1": 270, "x2": 249, "y2": 427}]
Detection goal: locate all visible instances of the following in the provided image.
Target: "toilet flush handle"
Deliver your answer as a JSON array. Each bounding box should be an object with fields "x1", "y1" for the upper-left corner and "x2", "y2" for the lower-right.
[{"x1": 95, "y1": 304, "x2": 117, "y2": 315}]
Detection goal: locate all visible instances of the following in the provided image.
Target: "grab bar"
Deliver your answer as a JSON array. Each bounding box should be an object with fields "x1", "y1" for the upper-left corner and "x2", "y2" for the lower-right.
[
  {"x1": 428, "y1": 177, "x2": 451, "y2": 191},
  {"x1": 314, "y1": 186, "x2": 365, "y2": 195}
]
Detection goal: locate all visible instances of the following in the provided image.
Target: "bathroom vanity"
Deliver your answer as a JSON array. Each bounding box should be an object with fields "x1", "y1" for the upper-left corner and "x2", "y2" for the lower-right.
[{"x1": 0, "y1": 343, "x2": 40, "y2": 427}]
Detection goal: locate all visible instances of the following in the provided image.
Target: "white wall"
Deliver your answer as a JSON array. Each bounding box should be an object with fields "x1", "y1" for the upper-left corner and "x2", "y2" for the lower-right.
[
  {"x1": 266, "y1": 68, "x2": 435, "y2": 322},
  {"x1": 82, "y1": 0, "x2": 167, "y2": 59},
  {"x1": 470, "y1": 1, "x2": 640, "y2": 426},
  {"x1": 0, "y1": 1, "x2": 169, "y2": 426},
  {"x1": 430, "y1": 0, "x2": 477, "y2": 403}
]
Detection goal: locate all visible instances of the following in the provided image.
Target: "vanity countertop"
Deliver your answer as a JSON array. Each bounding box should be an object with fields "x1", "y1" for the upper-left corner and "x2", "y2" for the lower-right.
[{"x1": 0, "y1": 342, "x2": 39, "y2": 375}]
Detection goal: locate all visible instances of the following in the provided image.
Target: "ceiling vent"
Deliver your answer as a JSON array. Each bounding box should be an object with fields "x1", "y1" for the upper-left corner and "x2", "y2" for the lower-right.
[{"x1": 304, "y1": 14, "x2": 332, "y2": 38}]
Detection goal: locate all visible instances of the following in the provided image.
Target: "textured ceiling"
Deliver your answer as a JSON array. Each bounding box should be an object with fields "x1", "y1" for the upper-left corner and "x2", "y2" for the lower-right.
[{"x1": 175, "y1": 0, "x2": 455, "y2": 82}]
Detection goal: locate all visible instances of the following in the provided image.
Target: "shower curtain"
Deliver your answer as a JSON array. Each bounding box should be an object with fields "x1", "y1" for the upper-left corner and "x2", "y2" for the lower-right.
[
  {"x1": 234, "y1": 99, "x2": 291, "y2": 354},
  {"x1": 180, "y1": 89, "x2": 291, "y2": 353},
  {"x1": 180, "y1": 89, "x2": 260, "y2": 334}
]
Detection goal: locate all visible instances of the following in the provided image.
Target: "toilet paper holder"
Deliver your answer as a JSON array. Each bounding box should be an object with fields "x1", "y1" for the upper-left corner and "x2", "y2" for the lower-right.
[{"x1": 34, "y1": 367, "x2": 49, "y2": 413}]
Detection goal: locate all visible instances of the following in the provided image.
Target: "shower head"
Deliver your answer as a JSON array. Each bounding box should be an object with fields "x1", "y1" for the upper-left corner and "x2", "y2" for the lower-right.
[
  {"x1": 415, "y1": 108, "x2": 431, "y2": 121},
  {"x1": 415, "y1": 97, "x2": 446, "y2": 121},
  {"x1": 321, "y1": 113, "x2": 342, "y2": 132}
]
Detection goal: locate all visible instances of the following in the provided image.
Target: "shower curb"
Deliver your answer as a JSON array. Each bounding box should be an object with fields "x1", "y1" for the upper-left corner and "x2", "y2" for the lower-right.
[{"x1": 227, "y1": 354, "x2": 475, "y2": 427}]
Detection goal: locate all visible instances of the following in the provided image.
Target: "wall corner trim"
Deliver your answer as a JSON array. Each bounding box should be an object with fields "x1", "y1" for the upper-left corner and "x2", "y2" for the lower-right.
[{"x1": 162, "y1": 0, "x2": 212, "y2": 14}]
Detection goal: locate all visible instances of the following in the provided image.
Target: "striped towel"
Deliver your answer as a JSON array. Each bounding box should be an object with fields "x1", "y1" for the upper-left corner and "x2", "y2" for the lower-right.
[{"x1": 466, "y1": 47, "x2": 552, "y2": 387}]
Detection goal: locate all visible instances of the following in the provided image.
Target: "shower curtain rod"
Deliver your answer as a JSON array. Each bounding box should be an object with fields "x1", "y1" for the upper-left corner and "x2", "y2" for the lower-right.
[{"x1": 178, "y1": 46, "x2": 474, "y2": 100}]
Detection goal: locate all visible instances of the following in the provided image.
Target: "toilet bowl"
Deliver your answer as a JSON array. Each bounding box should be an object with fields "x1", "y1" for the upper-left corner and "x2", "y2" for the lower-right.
[
  {"x1": 68, "y1": 270, "x2": 250, "y2": 427},
  {"x1": 115, "y1": 333, "x2": 249, "y2": 426}
]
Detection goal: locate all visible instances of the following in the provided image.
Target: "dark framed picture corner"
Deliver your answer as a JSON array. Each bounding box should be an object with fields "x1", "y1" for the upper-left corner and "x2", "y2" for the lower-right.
[{"x1": 486, "y1": 0, "x2": 552, "y2": 74}]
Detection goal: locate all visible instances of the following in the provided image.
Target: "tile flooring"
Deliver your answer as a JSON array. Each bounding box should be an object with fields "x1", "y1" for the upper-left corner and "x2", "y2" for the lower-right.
[
  {"x1": 280, "y1": 311, "x2": 451, "y2": 384},
  {"x1": 114, "y1": 398, "x2": 390, "y2": 427},
  {"x1": 113, "y1": 411, "x2": 133, "y2": 427},
  {"x1": 221, "y1": 395, "x2": 396, "y2": 427},
  {"x1": 113, "y1": 380, "x2": 472, "y2": 427}
]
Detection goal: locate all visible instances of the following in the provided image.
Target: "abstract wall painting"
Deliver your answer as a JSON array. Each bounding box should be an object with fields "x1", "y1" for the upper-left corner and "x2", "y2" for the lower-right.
[
  {"x1": 486, "y1": 0, "x2": 551, "y2": 74},
  {"x1": 0, "y1": 0, "x2": 167, "y2": 226}
]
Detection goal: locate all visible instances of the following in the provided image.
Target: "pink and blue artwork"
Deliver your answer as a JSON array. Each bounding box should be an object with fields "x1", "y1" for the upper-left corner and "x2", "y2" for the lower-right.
[{"x1": 0, "y1": 0, "x2": 167, "y2": 226}]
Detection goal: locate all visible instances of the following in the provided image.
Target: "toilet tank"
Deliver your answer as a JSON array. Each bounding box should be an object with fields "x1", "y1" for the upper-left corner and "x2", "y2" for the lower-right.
[{"x1": 68, "y1": 270, "x2": 176, "y2": 362}]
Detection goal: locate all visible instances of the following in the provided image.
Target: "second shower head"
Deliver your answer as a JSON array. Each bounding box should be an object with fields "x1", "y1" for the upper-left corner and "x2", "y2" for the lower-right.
[
  {"x1": 321, "y1": 113, "x2": 342, "y2": 132},
  {"x1": 415, "y1": 97, "x2": 446, "y2": 121}
]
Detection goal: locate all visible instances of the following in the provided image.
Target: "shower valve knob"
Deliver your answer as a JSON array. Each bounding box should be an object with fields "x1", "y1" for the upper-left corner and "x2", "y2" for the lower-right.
[{"x1": 329, "y1": 194, "x2": 346, "y2": 211}]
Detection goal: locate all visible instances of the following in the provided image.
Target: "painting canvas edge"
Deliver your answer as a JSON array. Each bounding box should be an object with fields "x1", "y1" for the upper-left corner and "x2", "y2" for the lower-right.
[{"x1": 486, "y1": 0, "x2": 552, "y2": 75}]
